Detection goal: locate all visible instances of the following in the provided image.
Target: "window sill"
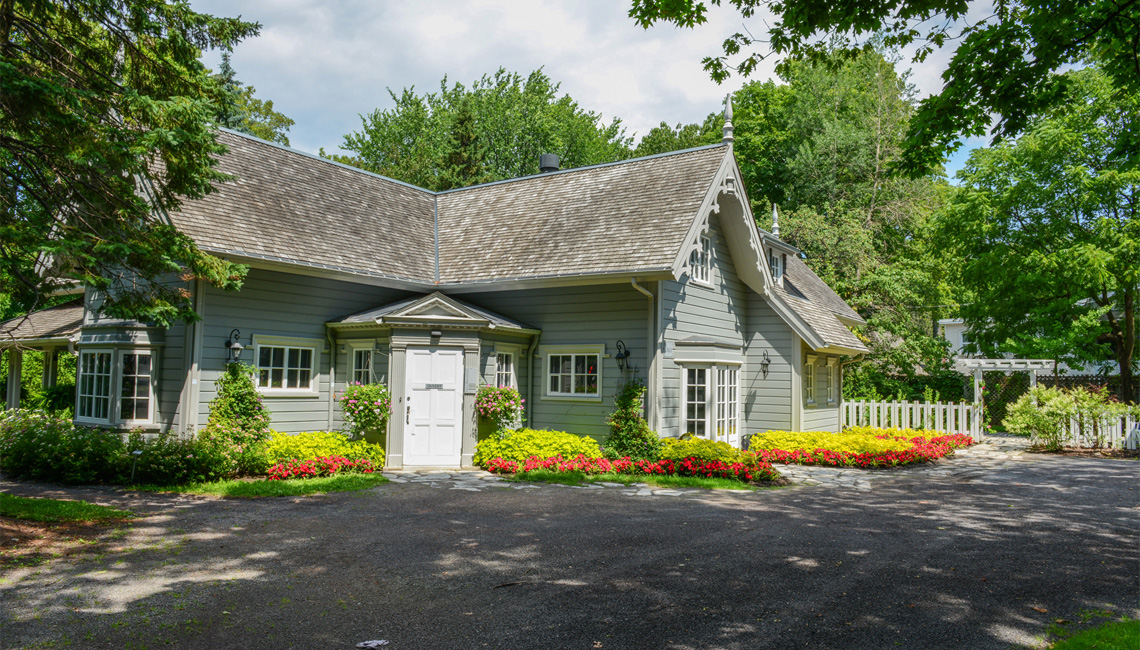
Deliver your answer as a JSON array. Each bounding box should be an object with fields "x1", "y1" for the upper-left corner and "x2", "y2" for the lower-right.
[
  {"x1": 258, "y1": 389, "x2": 321, "y2": 398},
  {"x1": 541, "y1": 393, "x2": 603, "y2": 403},
  {"x1": 690, "y1": 279, "x2": 714, "y2": 289}
]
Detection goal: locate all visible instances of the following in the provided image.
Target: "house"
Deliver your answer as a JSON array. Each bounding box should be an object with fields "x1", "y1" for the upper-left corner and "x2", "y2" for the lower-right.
[{"x1": 1, "y1": 106, "x2": 867, "y2": 469}]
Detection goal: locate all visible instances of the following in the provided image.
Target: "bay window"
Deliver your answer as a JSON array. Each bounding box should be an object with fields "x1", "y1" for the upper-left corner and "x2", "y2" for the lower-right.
[{"x1": 76, "y1": 349, "x2": 154, "y2": 425}]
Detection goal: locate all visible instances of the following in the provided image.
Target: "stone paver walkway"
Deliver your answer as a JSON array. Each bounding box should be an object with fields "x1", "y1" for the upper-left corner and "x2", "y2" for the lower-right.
[{"x1": 381, "y1": 435, "x2": 1038, "y2": 498}]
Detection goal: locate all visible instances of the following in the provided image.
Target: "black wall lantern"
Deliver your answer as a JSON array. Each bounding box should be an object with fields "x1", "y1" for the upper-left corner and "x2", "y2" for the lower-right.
[
  {"x1": 225, "y1": 329, "x2": 245, "y2": 362},
  {"x1": 614, "y1": 340, "x2": 631, "y2": 371},
  {"x1": 760, "y1": 350, "x2": 771, "y2": 378}
]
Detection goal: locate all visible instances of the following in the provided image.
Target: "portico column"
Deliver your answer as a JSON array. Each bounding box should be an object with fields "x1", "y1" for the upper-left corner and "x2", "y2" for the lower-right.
[
  {"x1": 42, "y1": 348, "x2": 58, "y2": 389},
  {"x1": 6, "y1": 349, "x2": 22, "y2": 409}
]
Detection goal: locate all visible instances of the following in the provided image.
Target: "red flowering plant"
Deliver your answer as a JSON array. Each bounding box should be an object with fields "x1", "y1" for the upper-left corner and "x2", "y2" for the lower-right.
[
  {"x1": 266, "y1": 455, "x2": 376, "y2": 481},
  {"x1": 483, "y1": 453, "x2": 782, "y2": 484}
]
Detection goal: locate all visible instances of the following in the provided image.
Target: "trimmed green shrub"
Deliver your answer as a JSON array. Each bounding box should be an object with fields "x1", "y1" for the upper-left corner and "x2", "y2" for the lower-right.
[
  {"x1": 202, "y1": 363, "x2": 273, "y2": 475},
  {"x1": 473, "y1": 428, "x2": 602, "y2": 467},
  {"x1": 264, "y1": 430, "x2": 386, "y2": 466},
  {"x1": 0, "y1": 409, "x2": 125, "y2": 483},
  {"x1": 1004, "y1": 385, "x2": 1137, "y2": 450},
  {"x1": 604, "y1": 380, "x2": 662, "y2": 460},
  {"x1": 660, "y1": 437, "x2": 747, "y2": 464},
  {"x1": 125, "y1": 432, "x2": 231, "y2": 486}
]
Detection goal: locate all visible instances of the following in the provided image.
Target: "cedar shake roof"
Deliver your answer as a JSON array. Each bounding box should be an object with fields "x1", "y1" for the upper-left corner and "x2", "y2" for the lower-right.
[
  {"x1": 435, "y1": 145, "x2": 727, "y2": 283},
  {"x1": 169, "y1": 130, "x2": 727, "y2": 285},
  {"x1": 0, "y1": 300, "x2": 83, "y2": 344},
  {"x1": 775, "y1": 254, "x2": 868, "y2": 353},
  {"x1": 170, "y1": 131, "x2": 437, "y2": 283}
]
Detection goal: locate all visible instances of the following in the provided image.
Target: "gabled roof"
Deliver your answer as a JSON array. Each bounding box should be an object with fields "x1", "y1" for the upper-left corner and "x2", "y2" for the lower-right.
[
  {"x1": 170, "y1": 130, "x2": 437, "y2": 284},
  {"x1": 436, "y1": 145, "x2": 727, "y2": 284},
  {"x1": 759, "y1": 232, "x2": 868, "y2": 355},
  {"x1": 331, "y1": 292, "x2": 537, "y2": 332},
  {"x1": 0, "y1": 300, "x2": 83, "y2": 346},
  {"x1": 170, "y1": 129, "x2": 729, "y2": 288}
]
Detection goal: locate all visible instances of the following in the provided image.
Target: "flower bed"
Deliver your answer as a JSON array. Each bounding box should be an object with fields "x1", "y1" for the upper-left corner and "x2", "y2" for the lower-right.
[
  {"x1": 266, "y1": 455, "x2": 377, "y2": 481},
  {"x1": 484, "y1": 453, "x2": 782, "y2": 484},
  {"x1": 750, "y1": 428, "x2": 974, "y2": 468}
]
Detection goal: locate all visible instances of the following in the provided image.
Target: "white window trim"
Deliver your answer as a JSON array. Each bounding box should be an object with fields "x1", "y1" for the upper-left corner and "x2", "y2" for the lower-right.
[
  {"x1": 768, "y1": 248, "x2": 784, "y2": 287},
  {"x1": 75, "y1": 348, "x2": 157, "y2": 426},
  {"x1": 689, "y1": 234, "x2": 713, "y2": 287},
  {"x1": 119, "y1": 349, "x2": 156, "y2": 426},
  {"x1": 826, "y1": 358, "x2": 838, "y2": 404},
  {"x1": 253, "y1": 335, "x2": 322, "y2": 397},
  {"x1": 680, "y1": 363, "x2": 741, "y2": 445},
  {"x1": 804, "y1": 353, "x2": 818, "y2": 405},
  {"x1": 346, "y1": 340, "x2": 377, "y2": 385},
  {"x1": 76, "y1": 348, "x2": 114, "y2": 425},
  {"x1": 540, "y1": 344, "x2": 604, "y2": 402},
  {"x1": 493, "y1": 344, "x2": 522, "y2": 389}
]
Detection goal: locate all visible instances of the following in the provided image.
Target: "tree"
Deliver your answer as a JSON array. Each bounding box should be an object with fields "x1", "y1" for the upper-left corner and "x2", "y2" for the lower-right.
[
  {"x1": 934, "y1": 67, "x2": 1139, "y2": 401},
  {"x1": 437, "y1": 96, "x2": 490, "y2": 191},
  {"x1": 335, "y1": 68, "x2": 633, "y2": 190},
  {"x1": 632, "y1": 114, "x2": 721, "y2": 157},
  {"x1": 629, "y1": 0, "x2": 1140, "y2": 175},
  {"x1": 1, "y1": 0, "x2": 256, "y2": 326},
  {"x1": 726, "y1": 47, "x2": 955, "y2": 394},
  {"x1": 212, "y1": 52, "x2": 295, "y2": 146}
]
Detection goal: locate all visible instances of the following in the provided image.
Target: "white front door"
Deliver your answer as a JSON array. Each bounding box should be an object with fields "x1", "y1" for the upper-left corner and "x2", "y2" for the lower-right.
[{"x1": 404, "y1": 346, "x2": 463, "y2": 467}]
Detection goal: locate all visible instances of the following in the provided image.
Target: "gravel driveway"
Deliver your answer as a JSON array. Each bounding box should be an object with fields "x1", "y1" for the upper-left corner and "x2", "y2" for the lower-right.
[{"x1": 2, "y1": 454, "x2": 1137, "y2": 650}]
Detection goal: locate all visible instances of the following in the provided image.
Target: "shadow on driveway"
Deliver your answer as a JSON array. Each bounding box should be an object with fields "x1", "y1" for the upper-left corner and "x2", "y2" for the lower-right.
[{"x1": 2, "y1": 455, "x2": 1137, "y2": 650}]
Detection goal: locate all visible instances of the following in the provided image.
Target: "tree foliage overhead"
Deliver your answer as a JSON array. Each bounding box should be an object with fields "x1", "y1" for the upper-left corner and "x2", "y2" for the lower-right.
[
  {"x1": 212, "y1": 52, "x2": 295, "y2": 146},
  {"x1": 728, "y1": 47, "x2": 953, "y2": 393},
  {"x1": 628, "y1": 0, "x2": 1140, "y2": 175},
  {"x1": 934, "y1": 67, "x2": 1139, "y2": 400},
  {"x1": 1, "y1": 0, "x2": 256, "y2": 325},
  {"x1": 331, "y1": 68, "x2": 633, "y2": 191}
]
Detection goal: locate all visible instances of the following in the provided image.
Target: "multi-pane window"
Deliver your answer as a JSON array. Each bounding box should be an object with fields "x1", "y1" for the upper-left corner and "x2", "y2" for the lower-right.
[
  {"x1": 352, "y1": 349, "x2": 373, "y2": 384},
  {"x1": 804, "y1": 357, "x2": 816, "y2": 403},
  {"x1": 715, "y1": 367, "x2": 738, "y2": 443},
  {"x1": 689, "y1": 234, "x2": 712, "y2": 284},
  {"x1": 825, "y1": 362, "x2": 836, "y2": 403},
  {"x1": 496, "y1": 352, "x2": 515, "y2": 388},
  {"x1": 77, "y1": 351, "x2": 112, "y2": 421},
  {"x1": 258, "y1": 345, "x2": 313, "y2": 390},
  {"x1": 120, "y1": 352, "x2": 152, "y2": 421},
  {"x1": 685, "y1": 368, "x2": 708, "y2": 436},
  {"x1": 685, "y1": 365, "x2": 740, "y2": 443},
  {"x1": 548, "y1": 353, "x2": 598, "y2": 396},
  {"x1": 768, "y1": 249, "x2": 783, "y2": 285}
]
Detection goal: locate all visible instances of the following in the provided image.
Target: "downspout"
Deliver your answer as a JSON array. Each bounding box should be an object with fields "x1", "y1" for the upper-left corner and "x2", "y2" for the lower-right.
[
  {"x1": 326, "y1": 328, "x2": 337, "y2": 431},
  {"x1": 525, "y1": 332, "x2": 541, "y2": 427},
  {"x1": 630, "y1": 279, "x2": 655, "y2": 428}
]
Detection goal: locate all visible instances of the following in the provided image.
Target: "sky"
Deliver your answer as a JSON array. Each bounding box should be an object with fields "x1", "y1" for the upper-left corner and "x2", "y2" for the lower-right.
[{"x1": 192, "y1": 0, "x2": 985, "y2": 178}]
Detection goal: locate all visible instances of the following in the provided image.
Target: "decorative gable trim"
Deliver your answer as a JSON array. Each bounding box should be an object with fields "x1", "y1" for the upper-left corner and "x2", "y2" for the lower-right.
[{"x1": 382, "y1": 292, "x2": 491, "y2": 326}]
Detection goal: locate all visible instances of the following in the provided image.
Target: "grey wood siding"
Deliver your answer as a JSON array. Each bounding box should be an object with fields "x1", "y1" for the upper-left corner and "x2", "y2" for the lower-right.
[
  {"x1": 460, "y1": 284, "x2": 650, "y2": 441},
  {"x1": 157, "y1": 321, "x2": 187, "y2": 433},
  {"x1": 743, "y1": 296, "x2": 795, "y2": 434},
  {"x1": 801, "y1": 345, "x2": 841, "y2": 432},
  {"x1": 198, "y1": 269, "x2": 411, "y2": 434},
  {"x1": 660, "y1": 212, "x2": 748, "y2": 437}
]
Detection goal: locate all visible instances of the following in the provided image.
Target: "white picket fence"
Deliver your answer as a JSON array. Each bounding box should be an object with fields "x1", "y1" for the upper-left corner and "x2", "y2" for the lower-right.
[
  {"x1": 1060, "y1": 414, "x2": 1140, "y2": 450},
  {"x1": 842, "y1": 400, "x2": 980, "y2": 436},
  {"x1": 842, "y1": 399, "x2": 1140, "y2": 449}
]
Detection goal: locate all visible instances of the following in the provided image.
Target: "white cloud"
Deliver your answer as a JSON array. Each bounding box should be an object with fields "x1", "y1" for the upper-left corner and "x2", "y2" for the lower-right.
[{"x1": 192, "y1": 0, "x2": 966, "y2": 162}]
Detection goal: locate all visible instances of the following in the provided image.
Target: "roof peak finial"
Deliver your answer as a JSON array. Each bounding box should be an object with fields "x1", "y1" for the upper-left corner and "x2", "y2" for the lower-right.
[
  {"x1": 772, "y1": 203, "x2": 780, "y2": 237},
  {"x1": 722, "y1": 94, "x2": 734, "y2": 144}
]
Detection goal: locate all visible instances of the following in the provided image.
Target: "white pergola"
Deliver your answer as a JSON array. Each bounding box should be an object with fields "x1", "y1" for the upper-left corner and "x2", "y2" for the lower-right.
[{"x1": 952, "y1": 358, "x2": 1054, "y2": 408}]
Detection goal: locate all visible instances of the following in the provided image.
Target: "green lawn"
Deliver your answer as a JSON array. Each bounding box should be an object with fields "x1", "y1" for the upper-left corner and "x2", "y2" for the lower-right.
[
  {"x1": 0, "y1": 493, "x2": 132, "y2": 523},
  {"x1": 1051, "y1": 619, "x2": 1138, "y2": 649},
  {"x1": 508, "y1": 470, "x2": 763, "y2": 491},
  {"x1": 136, "y1": 473, "x2": 388, "y2": 498}
]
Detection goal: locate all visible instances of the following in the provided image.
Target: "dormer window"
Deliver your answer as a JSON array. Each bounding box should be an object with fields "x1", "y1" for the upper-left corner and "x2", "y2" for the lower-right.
[
  {"x1": 768, "y1": 248, "x2": 784, "y2": 286},
  {"x1": 690, "y1": 234, "x2": 712, "y2": 286}
]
